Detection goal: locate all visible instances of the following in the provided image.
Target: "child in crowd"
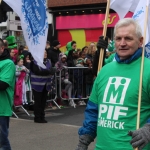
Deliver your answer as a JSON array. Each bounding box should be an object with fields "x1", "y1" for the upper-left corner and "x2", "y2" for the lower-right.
[
  {"x1": 14, "y1": 55, "x2": 29, "y2": 107},
  {"x1": 76, "y1": 58, "x2": 84, "y2": 67},
  {"x1": 79, "y1": 51, "x2": 86, "y2": 60},
  {"x1": 22, "y1": 51, "x2": 33, "y2": 105},
  {"x1": 55, "y1": 53, "x2": 75, "y2": 107}
]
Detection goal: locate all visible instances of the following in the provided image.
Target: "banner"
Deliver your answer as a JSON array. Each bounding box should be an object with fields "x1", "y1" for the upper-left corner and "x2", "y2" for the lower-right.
[
  {"x1": 4, "y1": 0, "x2": 48, "y2": 68},
  {"x1": 132, "y1": 0, "x2": 150, "y2": 59},
  {"x1": 110, "y1": 0, "x2": 140, "y2": 19},
  {"x1": 145, "y1": 43, "x2": 150, "y2": 59},
  {"x1": 132, "y1": 0, "x2": 150, "y2": 44},
  {"x1": 110, "y1": 0, "x2": 133, "y2": 19}
]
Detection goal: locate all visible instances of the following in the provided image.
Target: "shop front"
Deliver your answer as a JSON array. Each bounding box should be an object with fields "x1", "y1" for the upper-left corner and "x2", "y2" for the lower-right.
[{"x1": 56, "y1": 12, "x2": 133, "y2": 52}]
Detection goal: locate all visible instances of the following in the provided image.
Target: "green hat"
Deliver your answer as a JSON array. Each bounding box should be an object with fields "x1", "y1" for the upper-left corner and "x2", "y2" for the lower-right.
[
  {"x1": 65, "y1": 41, "x2": 72, "y2": 56},
  {"x1": 6, "y1": 36, "x2": 17, "y2": 49}
]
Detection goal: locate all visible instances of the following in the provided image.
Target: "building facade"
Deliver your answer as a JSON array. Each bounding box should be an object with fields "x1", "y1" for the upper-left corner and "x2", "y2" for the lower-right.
[
  {"x1": 48, "y1": 0, "x2": 107, "y2": 7},
  {"x1": 47, "y1": 0, "x2": 132, "y2": 51}
]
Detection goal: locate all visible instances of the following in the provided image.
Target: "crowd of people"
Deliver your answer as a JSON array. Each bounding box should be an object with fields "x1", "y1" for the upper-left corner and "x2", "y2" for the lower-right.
[{"x1": 1, "y1": 35, "x2": 115, "y2": 122}]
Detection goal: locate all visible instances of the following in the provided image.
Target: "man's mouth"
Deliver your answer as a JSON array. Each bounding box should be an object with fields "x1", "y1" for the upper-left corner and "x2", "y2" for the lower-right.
[{"x1": 119, "y1": 49, "x2": 128, "y2": 51}]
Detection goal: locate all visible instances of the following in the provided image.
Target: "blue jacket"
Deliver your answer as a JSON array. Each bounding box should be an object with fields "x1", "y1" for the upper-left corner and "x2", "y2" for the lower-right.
[{"x1": 78, "y1": 100, "x2": 98, "y2": 139}]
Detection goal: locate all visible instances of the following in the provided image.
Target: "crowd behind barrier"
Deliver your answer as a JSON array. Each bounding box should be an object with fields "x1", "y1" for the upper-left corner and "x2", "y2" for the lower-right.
[
  {"x1": 13, "y1": 66, "x2": 92, "y2": 117},
  {"x1": 8, "y1": 38, "x2": 114, "y2": 118}
]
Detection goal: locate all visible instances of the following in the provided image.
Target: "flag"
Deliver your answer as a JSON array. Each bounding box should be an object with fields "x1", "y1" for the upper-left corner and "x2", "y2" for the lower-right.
[
  {"x1": 132, "y1": 0, "x2": 150, "y2": 44},
  {"x1": 110, "y1": 0, "x2": 133, "y2": 19},
  {"x1": 129, "y1": 0, "x2": 140, "y2": 12},
  {"x1": 110, "y1": 0, "x2": 140, "y2": 19},
  {"x1": 145, "y1": 43, "x2": 150, "y2": 59},
  {"x1": 4, "y1": 0, "x2": 48, "y2": 68},
  {"x1": 110, "y1": 0, "x2": 150, "y2": 42},
  {"x1": 132, "y1": 0, "x2": 150, "y2": 58}
]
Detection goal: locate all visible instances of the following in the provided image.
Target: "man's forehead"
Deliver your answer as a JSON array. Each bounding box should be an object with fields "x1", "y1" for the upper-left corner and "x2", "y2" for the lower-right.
[
  {"x1": 115, "y1": 25, "x2": 136, "y2": 36},
  {"x1": 116, "y1": 24, "x2": 135, "y2": 32}
]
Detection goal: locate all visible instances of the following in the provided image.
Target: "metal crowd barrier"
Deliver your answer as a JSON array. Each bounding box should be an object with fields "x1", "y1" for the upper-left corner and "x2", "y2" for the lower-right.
[
  {"x1": 58, "y1": 67, "x2": 88, "y2": 107},
  {"x1": 46, "y1": 73, "x2": 61, "y2": 109},
  {"x1": 13, "y1": 67, "x2": 89, "y2": 117},
  {"x1": 13, "y1": 105, "x2": 30, "y2": 118}
]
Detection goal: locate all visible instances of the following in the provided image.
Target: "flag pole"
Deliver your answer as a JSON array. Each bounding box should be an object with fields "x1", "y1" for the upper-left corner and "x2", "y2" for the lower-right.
[
  {"x1": 135, "y1": 2, "x2": 149, "y2": 150},
  {"x1": 97, "y1": 0, "x2": 110, "y2": 74}
]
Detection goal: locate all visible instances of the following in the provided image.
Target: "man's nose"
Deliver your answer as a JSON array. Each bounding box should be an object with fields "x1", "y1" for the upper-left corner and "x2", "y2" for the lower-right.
[{"x1": 120, "y1": 39, "x2": 126, "y2": 46}]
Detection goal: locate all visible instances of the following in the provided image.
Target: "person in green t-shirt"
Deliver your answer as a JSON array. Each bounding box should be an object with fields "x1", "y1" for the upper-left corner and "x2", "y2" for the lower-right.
[
  {"x1": 76, "y1": 18, "x2": 150, "y2": 150},
  {"x1": 0, "y1": 38, "x2": 15, "y2": 150}
]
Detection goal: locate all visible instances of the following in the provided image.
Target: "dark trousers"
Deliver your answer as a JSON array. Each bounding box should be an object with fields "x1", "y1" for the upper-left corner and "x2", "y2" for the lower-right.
[
  {"x1": 86, "y1": 84, "x2": 93, "y2": 96},
  {"x1": 33, "y1": 87, "x2": 48, "y2": 121},
  {"x1": 0, "y1": 116, "x2": 11, "y2": 150}
]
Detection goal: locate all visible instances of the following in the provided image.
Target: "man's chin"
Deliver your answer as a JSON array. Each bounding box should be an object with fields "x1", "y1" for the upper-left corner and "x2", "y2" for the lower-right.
[{"x1": 118, "y1": 54, "x2": 133, "y2": 60}]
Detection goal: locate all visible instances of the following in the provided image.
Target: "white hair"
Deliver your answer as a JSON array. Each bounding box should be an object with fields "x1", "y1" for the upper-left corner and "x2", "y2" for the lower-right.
[{"x1": 114, "y1": 18, "x2": 143, "y2": 38}]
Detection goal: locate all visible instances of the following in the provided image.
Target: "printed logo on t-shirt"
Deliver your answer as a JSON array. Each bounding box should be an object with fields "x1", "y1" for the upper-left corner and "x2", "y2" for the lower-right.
[{"x1": 98, "y1": 77, "x2": 131, "y2": 130}]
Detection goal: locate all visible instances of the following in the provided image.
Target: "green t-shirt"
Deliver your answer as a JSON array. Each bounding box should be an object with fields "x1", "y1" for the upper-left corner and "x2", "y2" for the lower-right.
[
  {"x1": 0, "y1": 59, "x2": 15, "y2": 116},
  {"x1": 90, "y1": 57, "x2": 150, "y2": 150}
]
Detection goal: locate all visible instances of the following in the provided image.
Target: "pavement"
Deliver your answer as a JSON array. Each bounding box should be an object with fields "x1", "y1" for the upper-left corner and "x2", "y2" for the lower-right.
[{"x1": 9, "y1": 105, "x2": 96, "y2": 150}]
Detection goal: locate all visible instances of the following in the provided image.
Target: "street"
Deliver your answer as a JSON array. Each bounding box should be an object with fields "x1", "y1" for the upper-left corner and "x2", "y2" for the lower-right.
[{"x1": 10, "y1": 106, "x2": 96, "y2": 150}]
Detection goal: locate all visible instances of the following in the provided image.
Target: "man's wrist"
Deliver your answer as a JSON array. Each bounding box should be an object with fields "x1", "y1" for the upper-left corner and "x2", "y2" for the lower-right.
[{"x1": 79, "y1": 134, "x2": 94, "y2": 146}]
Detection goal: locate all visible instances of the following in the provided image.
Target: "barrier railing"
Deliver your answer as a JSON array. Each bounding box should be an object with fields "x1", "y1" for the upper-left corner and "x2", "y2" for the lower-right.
[
  {"x1": 57, "y1": 67, "x2": 88, "y2": 107},
  {"x1": 13, "y1": 67, "x2": 90, "y2": 117},
  {"x1": 46, "y1": 73, "x2": 61, "y2": 109}
]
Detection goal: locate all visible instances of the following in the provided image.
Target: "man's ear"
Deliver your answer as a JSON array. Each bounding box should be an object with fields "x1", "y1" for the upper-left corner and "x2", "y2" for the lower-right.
[{"x1": 138, "y1": 37, "x2": 144, "y2": 48}]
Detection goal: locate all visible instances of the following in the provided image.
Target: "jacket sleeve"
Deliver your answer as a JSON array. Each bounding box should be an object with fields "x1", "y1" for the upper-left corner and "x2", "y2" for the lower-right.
[
  {"x1": 0, "y1": 80, "x2": 9, "y2": 90},
  {"x1": 55, "y1": 62, "x2": 61, "y2": 72},
  {"x1": 47, "y1": 50, "x2": 52, "y2": 61},
  {"x1": 30, "y1": 61, "x2": 50, "y2": 76},
  {"x1": 92, "y1": 51, "x2": 99, "y2": 77},
  {"x1": 92, "y1": 50, "x2": 106, "y2": 77},
  {"x1": 78, "y1": 100, "x2": 98, "y2": 139}
]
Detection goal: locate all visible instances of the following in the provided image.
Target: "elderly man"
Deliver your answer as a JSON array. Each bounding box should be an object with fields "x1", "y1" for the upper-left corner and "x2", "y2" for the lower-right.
[
  {"x1": 0, "y1": 38, "x2": 15, "y2": 150},
  {"x1": 76, "y1": 18, "x2": 150, "y2": 150}
]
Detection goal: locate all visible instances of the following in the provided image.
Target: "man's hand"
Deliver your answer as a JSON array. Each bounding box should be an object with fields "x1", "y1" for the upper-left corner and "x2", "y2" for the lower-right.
[
  {"x1": 128, "y1": 124, "x2": 150, "y2": 150},
  {"x1": 97, "y1": 36, "x2": 108, "y2": 50},
  {"x1": 75, "y1": 135, "x2": 94, "y2": 150}
]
